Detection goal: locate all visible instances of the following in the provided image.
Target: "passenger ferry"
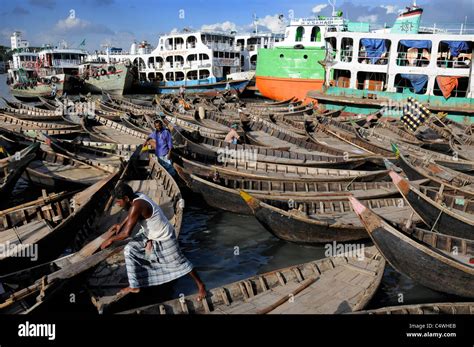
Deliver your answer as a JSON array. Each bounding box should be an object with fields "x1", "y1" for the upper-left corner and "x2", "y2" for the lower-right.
[
  {"x1": 308, "y1": 3, "x2": 474, "y2": 122},
  {"x1": 6, "y1": 32, "x2": 87, "y2": 100},
  {"x1": 95, "y1": 30, "x2": 282, "y2": 95},
  {"x1": 256, "y1": 4, "x2": 350, "y2": 102}
]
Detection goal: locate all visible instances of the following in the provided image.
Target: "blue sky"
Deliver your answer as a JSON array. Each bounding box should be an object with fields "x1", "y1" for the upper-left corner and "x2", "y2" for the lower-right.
[{"x1": 0, "y1": 0, "x2": 472, "y2": 51}]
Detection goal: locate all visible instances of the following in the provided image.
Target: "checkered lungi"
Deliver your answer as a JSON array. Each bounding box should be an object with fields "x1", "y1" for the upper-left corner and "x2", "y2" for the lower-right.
[{"x1": 124, "y1": 233, "x2": 193, "y2": 288}]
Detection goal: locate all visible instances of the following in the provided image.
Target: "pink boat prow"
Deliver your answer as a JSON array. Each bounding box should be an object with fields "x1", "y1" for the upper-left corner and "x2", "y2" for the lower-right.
[{"x1": 348, "y1": 196, "x2": 366, "y2": 215}]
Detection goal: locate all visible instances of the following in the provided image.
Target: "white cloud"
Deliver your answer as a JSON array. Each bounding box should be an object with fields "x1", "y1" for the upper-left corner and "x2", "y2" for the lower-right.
[
  {"x1": 54, "y1": 15, "x2": 113, "y2": 35},
  {"x1": 256, "y1": 14, "x2": 286, "y2": 33},
  {"x1": 380, "y1": 5, "x2": 398, "y2": 14},
  {"x1": 201, "y1": 21, "x2": 238, "y2": 32},
  {"x1": 312, "y1": 4, "x2": 328, "y2": 14},
  {"x1": 357, "y1": 15, "x2": 379, "y2": 23}
]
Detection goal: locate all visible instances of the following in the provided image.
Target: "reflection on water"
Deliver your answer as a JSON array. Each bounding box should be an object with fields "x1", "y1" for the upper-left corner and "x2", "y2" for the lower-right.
[{"x1": 0, "y1": 73, "x2": 456, "y2": 311}]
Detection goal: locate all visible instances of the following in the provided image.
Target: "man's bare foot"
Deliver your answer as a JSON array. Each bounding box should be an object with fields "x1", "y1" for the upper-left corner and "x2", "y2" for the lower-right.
[
  {"x1": 197, "y1": 285, "x2": 206, "y2": 301},
  {"x1": 118, "y1": 287, "x2": 140, "y2": 295}
]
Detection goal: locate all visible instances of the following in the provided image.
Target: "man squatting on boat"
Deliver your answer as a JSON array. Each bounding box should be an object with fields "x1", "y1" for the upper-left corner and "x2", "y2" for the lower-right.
[{"x1": 100, "y1": 183, "x2": 207, "y2": 299}]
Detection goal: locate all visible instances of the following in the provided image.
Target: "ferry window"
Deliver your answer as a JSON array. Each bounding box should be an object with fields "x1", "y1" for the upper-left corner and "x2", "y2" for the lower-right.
[
  {"x1": 310, "y1": 26, "x2": 321, "y2": 42},
  {"x1": 156, "y1": 73, "x2": 164, "y2": 81},
  {"x1": 224, "y1": 52, "x2": 229, "y2": 58},
  {"x1": 296, "y1": 26, "x2": 305, "y2": 42},
  {"x1": 397, "y1": 40, "x2": 431, "y2": 67},
  {"x1": 166, "y1": 56, "x2": 174, "y2": 67},
  {"x1": 187, "y1": 54, "x2": 197, "y2": 61},
  {"x1": 213, "y1": 52, "x2": 218, "y2": 58},
  {"x1": 165, "y1": 72, "x2": 175, "y2": 81},
  {"x1": 356, "y1": 72, "x2": 386, "y2": 91},
  {"x1": 175, "y1": 71, "x2": 185, "y2": 81},
  {"x1": 199, "y1": 69, "x2": 210, "y2": 79},
  {"x1": 395, "y1": 74, "x2": 428, "y2": 95},
  {"x1": 250, "y1": 55, "x2": 257, "y2": 66},
  {"x1": 240, "y1": 56, "x2": 245, "y2": 67},
  {"x1": 237, "y1": 39, "x2": 245, "y2": 50},
  {"x1": 219, "y1": 52, "x2": 224, "y2": 58},
  {"x1": 359, "y1": 39, "x2": 390, "y2": 65},
  {"x1": 186, "y1": 36, "x2": 197, "y2": 49},
  {"x1": 437, "y1": 41, "x2": 472, "y2": 68},
  {"x1": 175, "y1": 37, "x2": 184, "y2": 49},
  {"x1": 341, "y1": 38, "x2": 353, "y2": 62},
  {"x1": 187, "y1": 70, "x2": 198, "y2": 80},
  {"x1": 334, "y1": 70, "x2": 351, "y2": 88},
  {"x1": 433, "y1": 76, "x2": 469, "y2": 98},
  {"x1": 53, "y1": 53, "x2": 61, "y2": 60},
  {"x1": 199, "y1": 54, "x2": 209, "y2": 60}
]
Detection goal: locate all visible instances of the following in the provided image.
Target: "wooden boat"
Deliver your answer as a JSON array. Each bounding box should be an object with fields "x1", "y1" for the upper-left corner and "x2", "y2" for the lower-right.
[
  {"x1": 173, "y1": 154, "x2": 390, "y2": 183},
  {"x1": 24, "y1": 147, "x2": 115, "y2": 189},
  {"x1": 356, "y1": 302, "x2": 474, "y2": 314},
  {"x1": 398, "y1": 152, "x2": 474, "y2": 195},
  {"x1": 0, "y1": 101, "x2": 63, "y2": 121},
  {"x1": 41, "y1": 133, "x2": 124, "y2": 171},
  {"x1": 82, "y1": 114, "x2": 147, "y2": 144},
  {"x1": 0, "y1": 143, "x2": 39, "y2": 197},
  {"x1": 63, "y1": 139, "x2": 138, "y2": 157},
  {"x1": 0, "y1": 173, "x2": 118, "y2": 275},
  {"x1": 86, "y1": 155, "x2": 185, "y2": 313},
  {"x1": 172, "y1": 120, "x2": 371, "y2": 169},
  {"x1": 240, "y1": 191, "x2": 420, "y2": 244},
  {"x1": 118, "y1": 246, "x2": 384, "y2": 314},
  {"x1": 0, "y1": 233, "x2": 124, "y2": 314},
  {"x1": 390, "y1": 171, "x2": 474, "y2": 240},
  {"x1": 0, "y1": 113, "x2": 81, "y2": 137},
  {"x1": 349, "y1": 196, "x2": 474, "y2": 298},
  {"x1": 186, "y1": 173, "x2": 420, "y2": 215},
  {"x1": 164, "y1": 115, "x2": 227, "y2": 140},
  {"x1": 307, "y1": 122, "x2": 388, "y2": 157}
]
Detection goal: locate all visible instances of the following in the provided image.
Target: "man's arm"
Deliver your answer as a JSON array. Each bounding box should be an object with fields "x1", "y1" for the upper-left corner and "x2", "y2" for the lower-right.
[{"x1": 100, "y1": 203, "x2": 142, "y2": 249}]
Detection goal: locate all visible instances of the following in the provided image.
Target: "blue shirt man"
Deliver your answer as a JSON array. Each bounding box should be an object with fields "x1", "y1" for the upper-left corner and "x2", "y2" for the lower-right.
[{"x1": 145, "y1": 119, "x2": 176, "y2": 175}]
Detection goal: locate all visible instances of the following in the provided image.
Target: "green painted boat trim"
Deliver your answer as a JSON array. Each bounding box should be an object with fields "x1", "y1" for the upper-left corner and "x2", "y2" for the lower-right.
[
  {"x1": 256, "y1": 47, "x2": 327, "y2": 80},
  {"x1": 311, "y1": 87, "x2": 474, "y2": 123}
]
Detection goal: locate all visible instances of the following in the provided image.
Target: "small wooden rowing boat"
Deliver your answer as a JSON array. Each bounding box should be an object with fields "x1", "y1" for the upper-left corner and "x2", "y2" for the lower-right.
[
  {"x1": 240, "y1": 191, "x2": 420, "y2": 244},
  {"x1": 349, "y1": 196, "x2": 474, "y2": 298},
  {"x1": 390, "y1": 171, "x2": 474, "y2": 240}
]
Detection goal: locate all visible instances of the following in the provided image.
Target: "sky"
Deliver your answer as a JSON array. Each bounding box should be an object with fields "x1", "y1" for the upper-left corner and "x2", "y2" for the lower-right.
[{"x1": 0, "y1": 0, "x2": 472, "y2": 51}]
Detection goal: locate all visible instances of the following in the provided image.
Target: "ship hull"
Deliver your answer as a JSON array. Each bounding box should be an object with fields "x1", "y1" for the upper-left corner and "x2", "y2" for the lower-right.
[
  {"x1": 255, "y1": 47, "x2": 326, "y2": 102},
  {"x1": 256, "y1": 75, "x2": 324, "y2": 102},
  {"x1": 133, "y1": 79, "x2": 250, "y2": 96},
  {"x1": 83, "y1": 63, "x2": 133, "y2": 95},
  {"x1": 9, "y1": 73, "x2": 74, "y2": 101}
]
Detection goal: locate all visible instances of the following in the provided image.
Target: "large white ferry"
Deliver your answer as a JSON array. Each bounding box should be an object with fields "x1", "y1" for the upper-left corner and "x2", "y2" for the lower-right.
[{"x1": 92, "y1": 29, "x2": 282, "y2": 95}]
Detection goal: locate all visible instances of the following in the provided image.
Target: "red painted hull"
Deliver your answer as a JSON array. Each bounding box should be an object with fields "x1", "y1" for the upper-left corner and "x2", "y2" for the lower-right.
[{"x1": 256, "y1": 76, "x2": 324, "y2": 103}]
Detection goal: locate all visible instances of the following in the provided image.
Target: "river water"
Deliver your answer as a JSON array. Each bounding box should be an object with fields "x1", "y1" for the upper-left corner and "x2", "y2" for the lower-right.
[{"x1": 0, "y1": 73, "x2": 455, "y2": 312}]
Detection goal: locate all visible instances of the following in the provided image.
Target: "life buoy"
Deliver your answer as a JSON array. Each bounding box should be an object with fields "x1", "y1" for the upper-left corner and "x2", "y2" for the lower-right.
[
  {"x1": 100, "y1": 69, "x2": 107, "y2": 76},
  {"x1": 51, "y1": 76, "x2": 59, "y2": 83},
  {"x1": 108, "y1": 66, "x2": 116, "y2": 74}
]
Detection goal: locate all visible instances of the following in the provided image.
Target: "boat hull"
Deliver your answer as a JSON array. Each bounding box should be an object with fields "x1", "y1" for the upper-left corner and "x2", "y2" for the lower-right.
[
  {"x1": 256, "y1": 76, "x2": 324, "y2": 103},
  {"x1": 83, "y1": 63, "x2": 133, "y2": 95},
  {"x1": 370, "y1": 225, "x2": 474, "y2": 298}
]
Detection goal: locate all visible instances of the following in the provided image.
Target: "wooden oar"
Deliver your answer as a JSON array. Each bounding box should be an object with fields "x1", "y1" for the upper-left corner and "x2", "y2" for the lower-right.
[{"x1": 257, "y1": 277, "x2": 317, "y2": 314}]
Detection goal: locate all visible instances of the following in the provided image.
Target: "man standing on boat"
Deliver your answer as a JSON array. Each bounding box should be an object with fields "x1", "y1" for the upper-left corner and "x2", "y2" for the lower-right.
[
  {"x1": 100, "y1": 183, "x2": 206, "y2": 299},
  {"x1": 144, "y1": 119, "x2": 176, "y2": 175}
]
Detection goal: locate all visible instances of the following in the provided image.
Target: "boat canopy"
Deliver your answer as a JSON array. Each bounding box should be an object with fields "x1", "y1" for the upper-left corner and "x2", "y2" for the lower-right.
[
  {"x1": 360, "y1": 39, "x2": 387, "y2": 64},
  {"x1": 399, "y1": 40, "x2": 432, "y2": 50},
  {"x1": 400, "y1": 74, "x2": 428, "y2": 93},
  {"x1": 441, "y1": 40, "x2": 470, "y2": 57}
]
